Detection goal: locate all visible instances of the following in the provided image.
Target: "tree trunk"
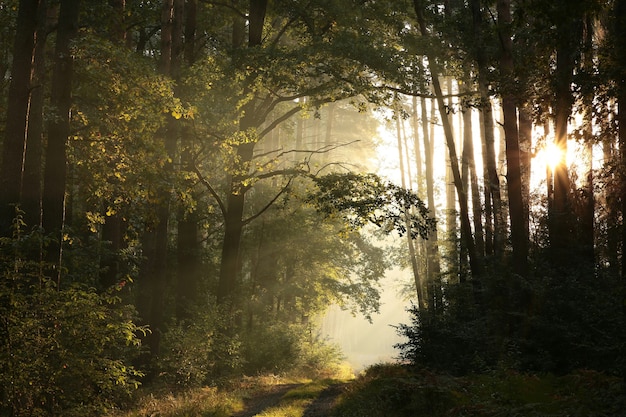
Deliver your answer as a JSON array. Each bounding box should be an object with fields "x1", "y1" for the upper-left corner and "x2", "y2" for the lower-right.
[
  {"x1": 216, "y1": 0, "x2": 267, "y2": 308},
  {"x1": 518, "y1": 104, "x2": 532, "y2": 239},
  {"x1": 0, "y1": 0, "x2": 45, "y2": 236},
  {"x1": 578, "y1": 13, "x2": 595, "y2": 264},
  {"x1": 397, "y1": 112, "x2": 425, "y2": 310},
  {"x1": 176, "y1": 0, "x2": 200, "y2": 322},
  {"x1": 551, "y1": 10, "x2": 581, "y2": 259},
  {"x1": 414, "y1": 0, "x2": 482, "y2": 282},
  {"x1": 42, "y1": 0, "x2": 79, "y2": 278},
  {"x1": 21, "y1": 1, "x2": 49, "y2": 231},
  {"x1": 137, "y1": 0, "x2": 182, "y2": 362},
  {"x1": 471, "y1": 0, "x2": 504, "y2": 259},
  {"x1": 422, "y1": 94, "x2": 443, "y2": 312},
  {"x1": 498, "y1": 0, "x2": 528, "y2": 277}
]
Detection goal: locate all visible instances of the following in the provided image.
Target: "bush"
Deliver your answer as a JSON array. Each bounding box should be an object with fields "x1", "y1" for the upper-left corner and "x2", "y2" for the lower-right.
[
  {"x1": 396, "y1": 256, "x2": 625, "y2": 376},
  {"x1": 157, "y1": 307, "x2": 243, "y2": 387},
  {"x1": 240, "y1": 323, "x2": 344, "y2": 378},
  {"x1": 0, "y1": 232, "x2": 144, "y2": 416}
]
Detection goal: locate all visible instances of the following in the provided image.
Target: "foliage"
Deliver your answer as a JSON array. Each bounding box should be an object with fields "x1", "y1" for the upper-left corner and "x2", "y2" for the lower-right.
[
  {"x1": 331, "y1": 364, "x2": 626, "y2": 417},
  {"x1": 157, "y1": 307, "x2": 243, "y2": 388},
  {"x1": 240, "y1": 322, "x2": 344, "y2": 378},
  {"x1": 396, "y1": 256, "x2": 625, "y2": 376},
  {"x1": 307, "y1": 172, "x2": 437, "y2": 240},
  {"x1": 242, "y1": 180, "x2": 389, "y2": 322},
  {"x1": 0, "y1": 229, "x2": 145, "y2": 416}
]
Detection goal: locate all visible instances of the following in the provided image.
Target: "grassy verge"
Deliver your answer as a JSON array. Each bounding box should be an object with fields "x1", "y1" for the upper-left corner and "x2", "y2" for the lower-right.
[
  {"x1": 331, "y1": 364, "x2": 626, "y2": 417},
  {"x1": 108, "y1": 364, "x2": 354, "y2": 417}
]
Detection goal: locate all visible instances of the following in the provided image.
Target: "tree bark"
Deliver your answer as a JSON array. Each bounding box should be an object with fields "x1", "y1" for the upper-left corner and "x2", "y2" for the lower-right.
[
  {"x1": 216, "y1": 0, "x2": 268, "y2": 307},
  {"x1": 137, "y1": 0, "x2": 183, "y2": 362},
  {"x1": 551, "y1": 6, "x2": 581, "y2": 258},
  {"x1": 471, "y1": 0, "x2": 504, "y2": 258},
  {"x1": 422, "y1": 94, "x2": 443, "y2": 311},
  {"x1": 498, "y1": 0, "x2": 528, "y2": 277},
  {"x1": 397, "y1": 112, "x2": 425, "y2": 310},
  {"x1": 414, "y1": 0, "x2": 482, "y2": 282},
  {"x1": 42, "y1": 0, "x2": 79, "y2": 278},
  {"x1": 0, "y1": 0, "x2": 45, "y2": 235},
  {"x1": 21, "y1": 1, "x2": 49, "y2": 231}
]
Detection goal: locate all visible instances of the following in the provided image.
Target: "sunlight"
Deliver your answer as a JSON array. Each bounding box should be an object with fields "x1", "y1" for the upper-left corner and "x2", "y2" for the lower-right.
[{"x1": 536, "y1": 142, "x2": 566, "y2": 172}]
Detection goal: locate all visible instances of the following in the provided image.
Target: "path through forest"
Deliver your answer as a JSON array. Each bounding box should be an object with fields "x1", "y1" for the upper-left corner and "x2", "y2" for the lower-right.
[{"x1": 232, "y1": 381, "x2": 347, "y2": 417}]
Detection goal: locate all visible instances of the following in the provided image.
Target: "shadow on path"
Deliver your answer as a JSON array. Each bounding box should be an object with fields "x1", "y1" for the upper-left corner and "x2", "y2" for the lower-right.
[
  {"x1": 302, "y1": 383, "x2": 347, "y2": 417},
  {"x1": 231, "y1": 382, "x2": 347, "y2": 417},
  {"x1": 232, "y1": 383, "x2": 300, "y2": 417}
]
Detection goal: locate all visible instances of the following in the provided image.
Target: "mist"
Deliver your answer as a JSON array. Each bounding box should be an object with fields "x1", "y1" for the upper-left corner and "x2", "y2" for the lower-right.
[{"x1": 318, "y1": 268, "x2": 413, "y2": 372}]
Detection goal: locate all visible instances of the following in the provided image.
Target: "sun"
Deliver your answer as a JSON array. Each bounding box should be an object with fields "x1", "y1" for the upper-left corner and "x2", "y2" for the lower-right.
[{"x1": 536, "y1": 142, "x2": 566, "y2": 172}]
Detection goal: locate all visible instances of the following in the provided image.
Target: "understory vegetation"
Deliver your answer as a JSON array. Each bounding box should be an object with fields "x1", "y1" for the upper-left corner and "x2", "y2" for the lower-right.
[
  {"x1": 331, "y1": 364, "x2": 626, "y2": 417},
  {"x1": 3, "y1": 0, "x2": 626, "y2": 415}
]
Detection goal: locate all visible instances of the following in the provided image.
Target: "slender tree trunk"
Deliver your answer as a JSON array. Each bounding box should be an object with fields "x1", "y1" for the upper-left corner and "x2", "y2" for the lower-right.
[
  {"x1": 551, "y1": 12, "x2": 581, "y2": 259},
  {"x1": 460, "y1": 90, "x2": 472, "y2": 277},
  {"x1": 444, "y1": 78, "x2": 459, "y2": 278},
  {"x1": 176, "y1": 0, "x2": 200, "y2": 322},
  {"x1": 461, "y1": 88, "x2": 485, "y2": 260},
  {"x1": 137, "y1": 0, "x2": 182, "y2": 362},
  {"x1": 397, "y1": 114, "x2": 425, "y2": 310},
  {"x1": 480, "y1": 110, "x2": 494, "y2": 255},
  {"x1": 42, "y1": 0, "x2": 79, "y2": 279},
  {"x1": 578, "y1": 13, "x2": 595, "y2": 264},
  {"x1": 21, "y1": 1, "x2": 48, "y2": 231},
  {"x1": 217, "y1": 0, "x2": 267, "y2": 308},
  {"x1": 518, "y1": 104, "x2": 532, "y2": 238},
  {"x1": 414, "y1": 0, "x2": 482, "y2": 283},
  {"x1": 471, "y1": 0, "x2": 504, "y2": 259},
  {"x1": 498, "y1": 0, "x2": 528, "y2": 277},
  {"x1": 422, "y1": 94, "x2": 442, "y2": 311},
  {"x1": 0, "y1": 0, "x2": 45, "y2": 235}
]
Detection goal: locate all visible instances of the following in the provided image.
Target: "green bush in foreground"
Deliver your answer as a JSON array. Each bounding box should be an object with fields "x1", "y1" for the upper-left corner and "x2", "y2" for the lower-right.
[{"x1": 0, "y1": 232, "x2": 145, "y2": 416}]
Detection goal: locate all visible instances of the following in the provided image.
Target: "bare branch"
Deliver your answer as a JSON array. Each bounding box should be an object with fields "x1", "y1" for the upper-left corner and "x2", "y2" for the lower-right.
[
  {"x1": 192, "y1": 164, "x2": 227, "y2": 219},
  {"x1": 242, "y1": 177, "x2": 294, "y2": 225},
  {"x1": 259, "y1": 105, "x2": 303, "y2": 139}
]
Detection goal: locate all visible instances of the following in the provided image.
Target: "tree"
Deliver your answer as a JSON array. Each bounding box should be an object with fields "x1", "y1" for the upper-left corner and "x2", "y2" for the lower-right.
[
  {"x1": 42, "y1": 0, "x2": 80, "y2": 276},
  {"x1": 413, "y1": 0, "x2": 483, "y2": 283},
  {"x1": 498, "y1": 0, "x2": 528, "y2": 277},
  {"x1": 0, "y1": 0, "x2": 46, "y2": 235}
]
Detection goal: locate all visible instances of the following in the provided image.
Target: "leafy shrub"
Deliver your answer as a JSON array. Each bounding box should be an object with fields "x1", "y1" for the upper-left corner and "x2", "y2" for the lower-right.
[
  {"x1": 240, "y1": 323, "x2": 343, "y2": 378},
  {"x1": 157, "y1": 307, "x2": 243, "y2": 387},
  {"x1": 396, "y1": 259, "x2": 625, "y2": 376},
  {"x1": 0, "y1": 230, "x2": 145, "y2": 416}
]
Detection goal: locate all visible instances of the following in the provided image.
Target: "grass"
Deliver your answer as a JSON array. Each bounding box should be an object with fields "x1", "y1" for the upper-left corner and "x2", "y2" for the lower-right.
[
  {"x1": 254, "y1": 379, "x2": 338, "y2": 417},
  {"x1": 108, "y1": 366, "x2": 354, "y2": 417},
  {"x1": 330, "y1": 364, "x2": 626, "y2": 417}
]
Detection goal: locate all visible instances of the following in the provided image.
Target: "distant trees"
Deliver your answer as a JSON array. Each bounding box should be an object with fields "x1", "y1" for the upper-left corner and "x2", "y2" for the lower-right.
[{"x1": 2, "y1": 0, "x2": 626, "y2": 412}]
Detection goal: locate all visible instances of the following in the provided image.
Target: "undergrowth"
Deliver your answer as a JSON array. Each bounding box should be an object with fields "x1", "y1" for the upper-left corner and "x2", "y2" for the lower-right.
[{"x1": 331, "y1": 363, "x2": 626, "y2": 417}]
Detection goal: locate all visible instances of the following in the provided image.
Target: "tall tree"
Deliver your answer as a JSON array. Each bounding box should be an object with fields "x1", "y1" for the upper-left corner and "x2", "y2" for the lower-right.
[
  {"x1": 413, "y1": 0, "x2": 483, "y2": 283},
  {"x1": 470, "y1": 0, "x2": 505, "y2": 259},
  {"x1": 42, "y1": 0, "x2": 79, "y2": 275},
  {"x1": 550, "y1": 0, "x2": 584, "y2": 258},
  {"x1": 498, "y1": 0, "x2": 528, "y2": 277},
  {"x1": 136, "y1": 0, "x2": 184, "y2": 360},
  {"x1": 0, "y1": 0, "x2": 46, "y2": 235}
]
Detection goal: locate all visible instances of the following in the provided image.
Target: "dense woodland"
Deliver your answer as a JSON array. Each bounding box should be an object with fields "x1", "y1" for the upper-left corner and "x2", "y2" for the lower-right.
[{"x1": 1, "y1": 0, "x2": 626, "y2": 415}]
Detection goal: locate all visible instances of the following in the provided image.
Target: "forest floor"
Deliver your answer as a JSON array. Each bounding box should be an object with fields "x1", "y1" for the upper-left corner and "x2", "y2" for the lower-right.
[{"x1": 232, "y1": 380, "x2": 348, "y2": 417}]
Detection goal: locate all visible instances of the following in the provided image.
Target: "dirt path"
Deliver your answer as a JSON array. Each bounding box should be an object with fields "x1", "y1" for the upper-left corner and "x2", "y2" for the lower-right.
[
  {"x1": 232, "y1": 384, "x2": 300, "y2": 417},
  {"x1": 302, "y1": 383, "x2": 347, "y2": 417},
  {"x1": 231, "y1": 382, "x2": 347, "y2": 417}
]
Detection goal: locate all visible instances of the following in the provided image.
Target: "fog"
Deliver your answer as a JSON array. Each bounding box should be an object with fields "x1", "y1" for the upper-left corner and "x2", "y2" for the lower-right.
[{"x1": 318, "y1": 268, "x2": 413, "y2": 372}]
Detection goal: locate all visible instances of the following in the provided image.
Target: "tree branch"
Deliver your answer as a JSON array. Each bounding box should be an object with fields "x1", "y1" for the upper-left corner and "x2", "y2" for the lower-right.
[
  {"x1": 192, "y1": 163, "x2": 227, "y2": 219},
  {"x1": 242, "y1": 177, "x2": 294, "y2": 225}
]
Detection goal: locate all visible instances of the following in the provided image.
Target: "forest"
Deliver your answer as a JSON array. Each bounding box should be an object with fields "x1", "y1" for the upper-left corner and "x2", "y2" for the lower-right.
[{"x1": 1, "y1": 0, "x2": 626, "y2": 415}]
